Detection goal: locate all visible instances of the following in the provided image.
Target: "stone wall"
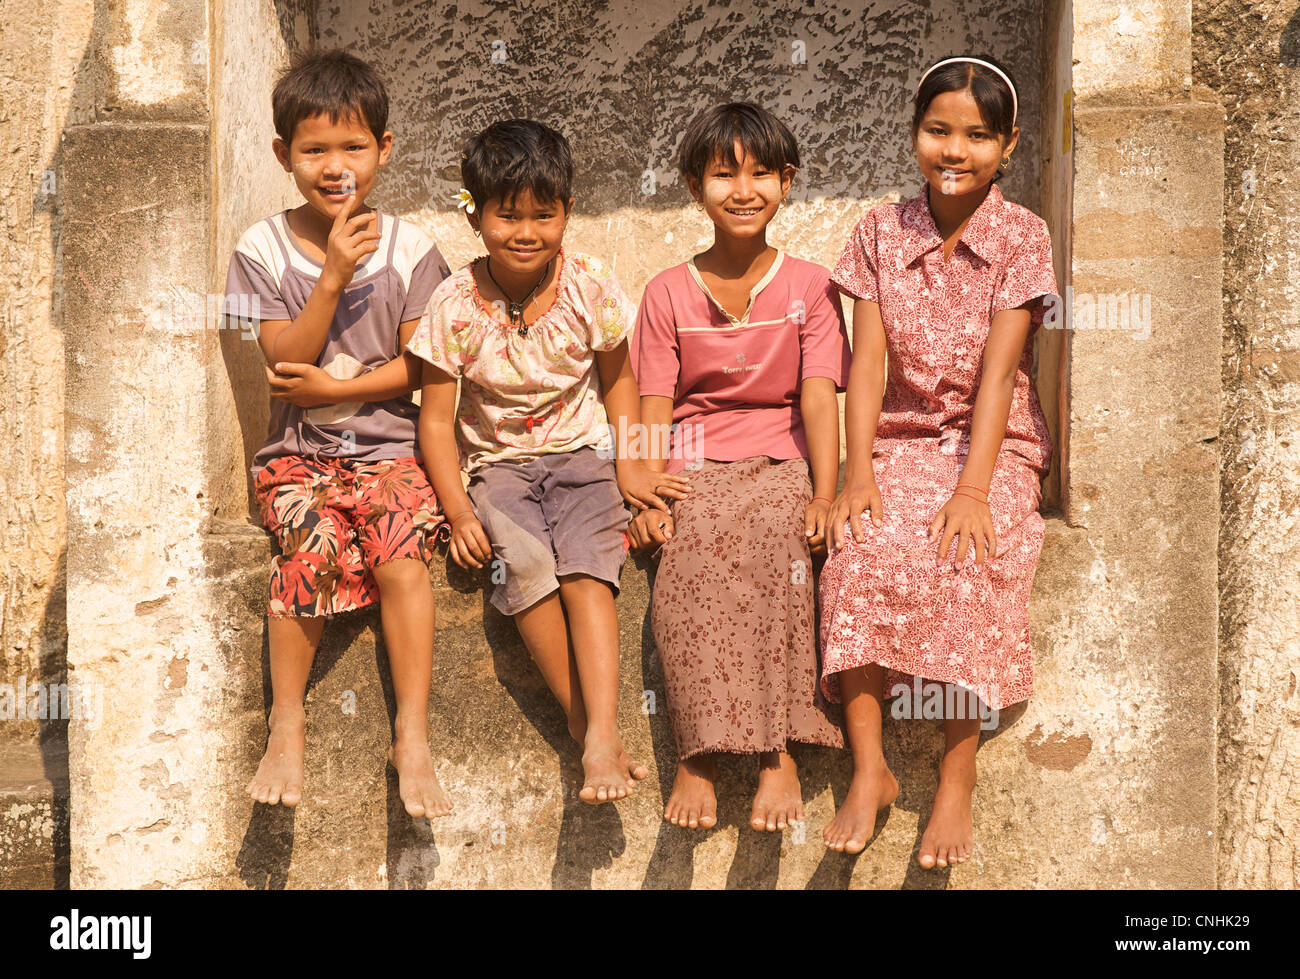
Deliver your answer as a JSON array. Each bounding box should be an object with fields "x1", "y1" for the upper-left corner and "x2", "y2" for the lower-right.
[{"x1": 1193, "y1": 0, "x2": 1300, "y2": 889}]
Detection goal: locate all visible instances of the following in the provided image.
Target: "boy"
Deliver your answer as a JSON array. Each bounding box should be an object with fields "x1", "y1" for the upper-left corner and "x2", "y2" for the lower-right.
[
  {"x1": 224, "y1": 47, "x2": 453, "y2": 819},
  {"x1": 406, "y1": 120, "x2": 691, "y2": 802}
]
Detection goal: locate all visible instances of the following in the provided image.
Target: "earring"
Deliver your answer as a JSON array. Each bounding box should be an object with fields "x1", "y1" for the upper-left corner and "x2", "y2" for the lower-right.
[
  {"x1": 474, "y1": 229, "x2": 481, "y2": 238},
  {"x1": 1000, "y1": 155, "x2": 1012, "y2": 170},
  {"x1": 694, "y1": 201, "x2": 704, "y2": 212}
]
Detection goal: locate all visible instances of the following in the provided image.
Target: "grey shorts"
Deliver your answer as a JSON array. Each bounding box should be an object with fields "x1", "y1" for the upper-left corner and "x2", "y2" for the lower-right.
[{"x1": 466, "y1": 446, "x2": 629, "y2": 616}]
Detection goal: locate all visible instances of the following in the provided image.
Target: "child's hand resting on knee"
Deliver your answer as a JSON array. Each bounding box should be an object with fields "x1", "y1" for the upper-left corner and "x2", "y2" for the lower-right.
[
  {"x1": 625, "y1": 508, "x2": 674, "y2": 553},
  {"x1": 828, "y1": 479, "x2": 885, "y2": 551},
  {"x1": 928, "y1": 492, "x2": 996, "y2": 569},
  {"x1": 447, "y1": 510, "x2": 492, "y2": 569}
]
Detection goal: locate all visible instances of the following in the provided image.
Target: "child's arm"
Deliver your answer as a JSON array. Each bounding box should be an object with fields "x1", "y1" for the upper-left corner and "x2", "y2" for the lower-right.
[
  {"x1": 828, "y1": 297, "x2": 888, "y2": 551},
  {"x1": 928, "y1": 305, "x2": 1032, "y2": 568},
  {"x1": 594, "y1": 341, "x2": 691, "y2": 512},
  {"x1": 257, "y1": 198, "x2": 381, "y2": 367},
  {"x1": 625, "y1": 394, "x2": 677, "y2": 552},
  {"x1": 268, "y1": 317, "x2": 425, "y2": 407},
  {"x1": 417, "y1": 361, "x2": 491, "y2": 570},
  {"x1": 799, "y1": 377, "x2": 840, "y2": 555}
]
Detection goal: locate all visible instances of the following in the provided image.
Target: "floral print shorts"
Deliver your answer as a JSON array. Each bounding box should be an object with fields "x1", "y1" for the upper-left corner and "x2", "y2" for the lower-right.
[{"x1": 253, "y1": 455, "x2": 451, "y2": 618}]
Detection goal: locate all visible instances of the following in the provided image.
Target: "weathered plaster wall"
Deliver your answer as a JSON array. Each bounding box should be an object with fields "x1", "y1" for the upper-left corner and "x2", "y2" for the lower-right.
[
  {"x1": 1056, "y1": 0, "x2": 1221, "y2": 883},
  {"x1": 0, "y1": 0, "x2": 93, "y2": 887},
  {"x1": 1194, "y1": 0, "x2": 1300, "y2": 888},
  {"x1": 57, "y1": 0, "x2": 314, "y2": 888},
  {"x1": 0, "y1": 0, "x2": 89, "y2": 745}
]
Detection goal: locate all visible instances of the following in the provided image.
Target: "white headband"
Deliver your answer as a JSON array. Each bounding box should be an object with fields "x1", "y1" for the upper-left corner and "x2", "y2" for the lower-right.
[{"x1": 916, "y1": 57, "x2": 1018, "y2": 126}]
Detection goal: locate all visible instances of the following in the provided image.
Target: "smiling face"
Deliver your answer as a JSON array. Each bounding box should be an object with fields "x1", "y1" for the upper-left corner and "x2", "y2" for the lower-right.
[
  {"x1": 468, "y1": 187, "x2": 571, "y2": 279},
  {"x1": 912, "y1": 88, "x2": 1017, "y2": 198},
  {"x1": 687, "y1": 139, "x2": 793, "y2": 240},
  {"x1": 274, "y1": 110, "x2": 393, "y2": 219}
]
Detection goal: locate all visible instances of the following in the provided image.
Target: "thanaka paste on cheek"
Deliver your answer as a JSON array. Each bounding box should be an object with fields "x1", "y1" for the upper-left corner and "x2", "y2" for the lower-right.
[{"x1": 703, "y1": 182, "x2": 730, "y2": 207}]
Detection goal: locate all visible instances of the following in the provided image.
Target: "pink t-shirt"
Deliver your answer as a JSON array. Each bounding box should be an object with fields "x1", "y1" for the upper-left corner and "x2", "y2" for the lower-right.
[{"x1": 631, "y1": 251, "x2": 851, "y2": 475}]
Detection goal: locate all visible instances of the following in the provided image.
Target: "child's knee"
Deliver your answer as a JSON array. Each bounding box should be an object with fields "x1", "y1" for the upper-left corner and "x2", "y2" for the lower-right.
[{"x1": 370, "y1": 556, "x2": 430, "y2": 587}]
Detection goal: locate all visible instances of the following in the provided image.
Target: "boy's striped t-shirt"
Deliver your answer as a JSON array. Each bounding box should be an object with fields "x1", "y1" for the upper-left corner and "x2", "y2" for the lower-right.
[{"x1": 224, "y1": 208, "x2": 450, "y2": 471}]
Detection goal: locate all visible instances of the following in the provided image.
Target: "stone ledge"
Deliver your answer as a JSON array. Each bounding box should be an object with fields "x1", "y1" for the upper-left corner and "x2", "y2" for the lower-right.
[{"x1": 0, "y1": 742, "x2": 70, "y2": 889}]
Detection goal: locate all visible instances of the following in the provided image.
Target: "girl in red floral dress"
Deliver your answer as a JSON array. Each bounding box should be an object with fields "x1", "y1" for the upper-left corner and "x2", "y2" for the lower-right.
[{"x1": 819, "y1": 56, "x2": 1059, "y2": 868}]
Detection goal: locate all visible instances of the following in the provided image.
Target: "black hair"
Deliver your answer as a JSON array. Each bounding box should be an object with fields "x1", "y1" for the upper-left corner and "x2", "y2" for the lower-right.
[
  {"x1": 272, "y1": 47, "x2": 389, "y2": 145},
  {"x1": 677, "y1": 102, "x2": 800, "y2": 185},
  {"x1": 460, "y1": 120, "x2": 574, "y2": 212},
  {"x1": 911, "y1": 56, "x2": 1018, "y2": 182}
]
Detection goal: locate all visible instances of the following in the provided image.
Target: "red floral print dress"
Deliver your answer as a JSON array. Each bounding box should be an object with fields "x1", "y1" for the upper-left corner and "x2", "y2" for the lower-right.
[{"x1": 818, "y1": 183, "x2": 1058, "y2": 710}]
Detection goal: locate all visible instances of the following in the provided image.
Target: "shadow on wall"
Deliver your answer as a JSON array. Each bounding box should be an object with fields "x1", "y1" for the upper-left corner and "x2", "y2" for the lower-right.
[
  {"x1": 1280, "y1": 6, "x2": 1300, "y2": 66},
  {"x1": 307, "y1": 0, "x2": 1044, "y2": 213}
]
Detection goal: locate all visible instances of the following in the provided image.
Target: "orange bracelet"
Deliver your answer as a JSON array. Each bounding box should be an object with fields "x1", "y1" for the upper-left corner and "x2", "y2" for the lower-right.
[
  {"x1": 812, "y1": 496, "x2": 833, "y2": 505},
  {"x1": 956, "y1": 482, "x2": 988, "y2": 496},
  {"x1": 954, "y1": 490, "x2": 990, "y2": 506}
]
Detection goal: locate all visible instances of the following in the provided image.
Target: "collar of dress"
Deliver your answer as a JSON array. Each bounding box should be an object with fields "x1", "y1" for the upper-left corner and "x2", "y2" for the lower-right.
[
  {"x1": 685, "y1": 249, "x2": 786, "y2": 327},
  {"x1": 897, "y1": 182, "x2": 1004, "y2": 267}
]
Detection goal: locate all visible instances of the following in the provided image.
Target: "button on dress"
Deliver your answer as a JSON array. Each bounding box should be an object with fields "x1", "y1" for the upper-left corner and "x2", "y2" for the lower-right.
[{"x1": 818, "y1": 183, "x2": 1058, "y2": 710}]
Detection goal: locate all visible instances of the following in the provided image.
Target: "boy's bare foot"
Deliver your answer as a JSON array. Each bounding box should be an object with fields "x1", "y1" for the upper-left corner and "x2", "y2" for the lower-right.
[
  {"x1": 247, "y1": 703, "x2": 307, "y2": 807},
  {"x1": 751, "y1": 749, "x2": 804, "y2": 831},
  {"x1": 664, "y1": 754, "x2": 717, "y2": 829},
  {"x1": 823, "y1": 761, "x2": 898, "y2": 853},
  {"x1": 387, "y1": 734, "x2": 454, "y2": 819},
  {"x1": 917, "y1": 769, "x2": 974, "y2": 869},
  {"x1": 578, "y1": 734, "x2": 646, "y2": 804}
]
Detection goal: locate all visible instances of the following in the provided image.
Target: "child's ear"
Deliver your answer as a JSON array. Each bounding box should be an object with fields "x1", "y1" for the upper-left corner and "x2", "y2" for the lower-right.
[
  {"x1": 780, "y1": 164, "x2": 797, "y2": 199},
  {"x1": 272, "y1": 137, "x2": 291, "y2": 173},
  {"x1": 377, "y1": 130, "x2": 395, "y2": 166},
  {"x1": 684, "y1": 174, "x2": 702, "y2": 204},
  {"x1": 1003, "y1": 126, "x2": 1020, "y2": 158}
]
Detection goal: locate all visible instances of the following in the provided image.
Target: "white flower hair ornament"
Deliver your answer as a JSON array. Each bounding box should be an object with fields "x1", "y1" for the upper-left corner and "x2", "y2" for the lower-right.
[{"x1": 454, "y1": 188, "x2": 476, "y2": 214}]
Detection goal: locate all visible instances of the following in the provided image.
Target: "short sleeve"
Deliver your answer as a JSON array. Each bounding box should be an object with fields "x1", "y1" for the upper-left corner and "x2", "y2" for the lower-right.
[
  {"x1": 630, "y1": 274, "x2": 680, "y2": 399},
  {"x1": 404, "y1": 277, "x2": 471, "y2": 380},
  {"x1": 798, "y1": 268, "x2": 852, "y2": 391},
  {"x1": 402, "y1": 243, "x2": 452, "y2": 322},
  {"x1": 830, "y1": 209, "x2": 879, "y2": 303},
  {"x1": 573, "y1": 255, "x2": 636, "y2": 352},
  {"x1": 223, "y1": 251, "x2": 288, "y2": 338},
  {"x1": 993, "y1": 217, "x2": 1058, "y2": 324}
]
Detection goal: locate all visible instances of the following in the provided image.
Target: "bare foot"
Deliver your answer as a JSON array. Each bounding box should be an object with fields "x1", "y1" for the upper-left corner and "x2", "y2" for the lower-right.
[
  {"x1": 387, "y1": 734, "x2": 453, "y2": 819},
  {"x1": 750, "y1": 750, "x2": 804, "y2": 831},
  {"x1": 578, "y1": 734, "x2": 645, "y2": 804},
  {"x1": 823, "y1": 761, "x2": 899, "y2": 853},
  {"x1": 917, "y1": 772, "x2": 974, "y2": 869},
  {"x1": 246, "y1": 703, "x2": 306, "y2": 807},
  {"x1": 664, "y1": 754, "x2": 717, "y2": 829}
]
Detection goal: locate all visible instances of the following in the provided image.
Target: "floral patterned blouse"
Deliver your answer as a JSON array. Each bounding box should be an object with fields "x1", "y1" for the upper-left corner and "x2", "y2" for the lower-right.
[{"x1": 405, "y1": 249, "x2": 637, "y2": 472}]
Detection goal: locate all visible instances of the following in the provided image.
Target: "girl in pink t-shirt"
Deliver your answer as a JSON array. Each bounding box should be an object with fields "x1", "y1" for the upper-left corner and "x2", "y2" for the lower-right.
[
  {"x1": 819, "y1": 56, "x2": 1058, "y2": 868},
  {"x1": 629, "y1": 102, "x2": 852, "y2": 834}
]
